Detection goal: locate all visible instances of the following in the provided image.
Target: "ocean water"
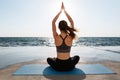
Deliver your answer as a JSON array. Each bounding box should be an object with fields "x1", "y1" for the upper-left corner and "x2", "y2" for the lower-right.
[
  {"x1": 0, "y1": 37, "x2": 120, "y2": 47},
  {"x1": 0, "y1": 37, "x2": 120, "y2": 69}
]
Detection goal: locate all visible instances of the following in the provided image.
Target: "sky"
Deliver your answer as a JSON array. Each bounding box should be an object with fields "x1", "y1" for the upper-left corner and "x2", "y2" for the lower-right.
[{"x1": 0, "y1": 0, "x2": 120, "y2": 37}]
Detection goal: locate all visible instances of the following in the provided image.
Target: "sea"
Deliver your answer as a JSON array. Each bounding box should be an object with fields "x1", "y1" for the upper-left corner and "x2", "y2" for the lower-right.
[
  {"x1": 0, "y1": 37, "x2": 120, "y2": 47},
  {"x1": 0, "y1": 37, "x2": 120, "y2": 69}
]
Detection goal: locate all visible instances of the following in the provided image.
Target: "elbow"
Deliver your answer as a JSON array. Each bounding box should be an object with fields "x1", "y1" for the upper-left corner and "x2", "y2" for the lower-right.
[
  {"x1": 52, "y1": 21, "x2": 55, "y2": 26},
  {"x1": 71, "y1": 21, "x2": 74, "y2": 25},
  {"x1": 71, "y1": 21, "x2": 74, "y2": 26},
  {"x1": 52, "y1": 19, "x2": 56, "y2": 24}
]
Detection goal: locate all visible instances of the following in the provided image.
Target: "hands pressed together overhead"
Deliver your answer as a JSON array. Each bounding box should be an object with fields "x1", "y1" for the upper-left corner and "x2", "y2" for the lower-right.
[{"x1": 61, "y1": 2, "x2": 65, "y2": 11}]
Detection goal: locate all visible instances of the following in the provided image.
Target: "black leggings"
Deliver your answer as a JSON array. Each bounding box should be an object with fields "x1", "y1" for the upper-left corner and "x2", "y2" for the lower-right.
[{"x1": 47, "y1": 56, "x2": 80, "y2": 71}]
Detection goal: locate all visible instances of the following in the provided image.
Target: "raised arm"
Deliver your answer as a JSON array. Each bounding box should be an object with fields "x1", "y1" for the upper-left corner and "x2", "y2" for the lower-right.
[
  {"x1": 62, "y1": 3, "x2": 74, "y2": 28},
  {"x1": 52, "y1": 10, "x2": 61, "y2": 38},
  {"x1": 64, "y1": 11, "x2": 74, "y2": 28}
]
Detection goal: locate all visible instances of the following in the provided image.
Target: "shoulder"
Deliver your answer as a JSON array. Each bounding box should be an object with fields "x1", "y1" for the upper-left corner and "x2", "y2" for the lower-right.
[
  {"x1": 67, "y1": 35, "x2": 73, "y2": 40},
  {"x1": 54, "y1": 35, "x2": 60, "y2": 40}
]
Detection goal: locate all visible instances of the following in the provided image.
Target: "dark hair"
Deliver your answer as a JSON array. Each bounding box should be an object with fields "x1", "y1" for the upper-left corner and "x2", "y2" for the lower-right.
[{"x1": 58, "y1": 20, "x2": 77, "y2": 39}]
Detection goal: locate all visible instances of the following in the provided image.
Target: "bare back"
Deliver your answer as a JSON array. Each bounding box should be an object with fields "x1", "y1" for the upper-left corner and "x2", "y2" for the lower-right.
[{"x1": 54, "y1": 34, "x2": 73, "y2": 60}]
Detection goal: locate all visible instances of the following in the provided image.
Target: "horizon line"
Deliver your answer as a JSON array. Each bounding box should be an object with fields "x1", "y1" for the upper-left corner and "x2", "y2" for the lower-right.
[{"x1": 0, "y1": 36, "x2": 120, "y2": 38}]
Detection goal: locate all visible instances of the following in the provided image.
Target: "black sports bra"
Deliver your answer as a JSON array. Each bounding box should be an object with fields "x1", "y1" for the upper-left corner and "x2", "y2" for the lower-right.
[{"x1": 56, "y1": 35, "x2": 71, "y2": 53}]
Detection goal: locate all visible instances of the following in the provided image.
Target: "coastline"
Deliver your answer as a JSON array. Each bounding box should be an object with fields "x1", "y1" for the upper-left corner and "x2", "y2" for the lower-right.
[
  {"x1": 0, "y1": 46, "x2": 120, "y2": 69},
  {"x1": 0, "y1": 46, "x2": 120, "y2": 80},
  {"x1": 0, "y1": 60, "x2": 119, "y2": 80}
]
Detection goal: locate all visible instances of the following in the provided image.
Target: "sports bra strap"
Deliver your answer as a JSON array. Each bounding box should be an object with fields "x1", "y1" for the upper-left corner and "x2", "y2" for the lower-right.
[
  {"x1": 60, "y1": 35, "x2": 68, "y2": 40},
  {"x1": 56, "y1": 35, "x2": 71, "y2": 53}
]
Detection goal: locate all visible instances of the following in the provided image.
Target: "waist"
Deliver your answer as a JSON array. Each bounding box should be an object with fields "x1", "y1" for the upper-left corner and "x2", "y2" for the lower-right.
[{"x1": 57, "y1": 52, "x2": 70, "y2": 60}]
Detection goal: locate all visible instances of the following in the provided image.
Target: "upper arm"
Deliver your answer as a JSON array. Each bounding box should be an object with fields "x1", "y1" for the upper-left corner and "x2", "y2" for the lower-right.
[
  {"x1": 70, "y1": 20, "x2": 74, "y2": 29},
  {"x1": 52, "y1": 11, "x2": 61, "y2": 38},
  {"x1": 52, "y1": 21, "x2": 58, "y2": 38},
  {"x1": 64, "y1": 11, "x2": 74, "y2": 28}
]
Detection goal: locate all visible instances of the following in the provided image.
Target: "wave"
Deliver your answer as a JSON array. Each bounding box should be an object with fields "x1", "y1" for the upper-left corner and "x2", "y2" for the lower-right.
[{"x1": 0, "y1": 37, "x2": 120, "y2": 47}]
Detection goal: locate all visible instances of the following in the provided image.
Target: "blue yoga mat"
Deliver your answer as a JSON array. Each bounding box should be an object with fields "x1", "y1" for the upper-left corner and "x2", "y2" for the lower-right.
[{"x1": 13, "y1": 64, "x2": 115, "y2": 75}]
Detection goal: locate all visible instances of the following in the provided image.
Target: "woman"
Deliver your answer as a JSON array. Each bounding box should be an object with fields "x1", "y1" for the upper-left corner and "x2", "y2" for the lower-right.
[{"x1": 47, "y1": 3, "x2": 80, "y2": 71}]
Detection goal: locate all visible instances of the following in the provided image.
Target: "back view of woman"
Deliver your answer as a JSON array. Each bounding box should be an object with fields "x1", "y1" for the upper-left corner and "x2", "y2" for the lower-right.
[{"x1": 47, "y1": 2, "x2": 80, "y2": 71}]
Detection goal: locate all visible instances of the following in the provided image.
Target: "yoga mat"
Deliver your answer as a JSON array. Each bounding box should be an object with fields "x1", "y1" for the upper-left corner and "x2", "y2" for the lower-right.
[{"x1": 13, "y1": 64, "x2": 116, "y2": 75}]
